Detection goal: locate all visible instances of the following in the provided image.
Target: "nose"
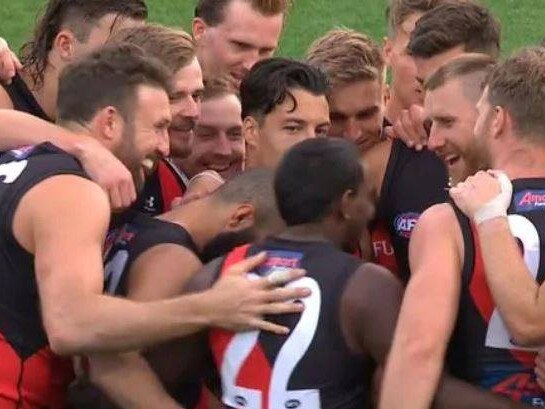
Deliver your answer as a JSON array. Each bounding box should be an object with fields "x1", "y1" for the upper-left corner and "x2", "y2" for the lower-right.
[
  {"x1": 343, "y1": 118, "x2": 362, "y2": 141},
  {"x1": 427, "y1": 122, "x2": 445, "y2": 152},
  {"x1": 184, "y1": 95, "x2": 200, "y2": 119},
  {"x1": 242, "y1": 51, "x2": 260, "y2": 72},
  {"x1": 214, "y1": 133, "x2": 232, "y2": 156}
]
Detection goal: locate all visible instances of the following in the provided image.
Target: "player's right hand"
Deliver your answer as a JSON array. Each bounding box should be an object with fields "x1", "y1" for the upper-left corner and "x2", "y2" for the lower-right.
[
  {"x1": 0, "y1": 37, "x2": 21, "y2": 85},
  {"x1": 384, "y1": 104, "x2": 428, "y2": 150},
  {"x1": 208, "y1": 252, "x2": 311, "y2": 335},
  {"x1": 75, "y1": 137, "x2": 137, "y2": 210}
]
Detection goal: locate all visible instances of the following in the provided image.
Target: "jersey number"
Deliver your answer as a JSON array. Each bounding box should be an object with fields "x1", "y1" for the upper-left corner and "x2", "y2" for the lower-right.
[
  {"x1": 220, "y1": 275, "x2": 322, "y2": 409},
  {"x1": 0, "y1": 160, "x2": 28, "y2": 184},
  {"x1": 485, "y1": 214, "x2": 540, "y2": 350},
  {"x1": 103, "y1": 250, "x2": 129, "y2": 294}
]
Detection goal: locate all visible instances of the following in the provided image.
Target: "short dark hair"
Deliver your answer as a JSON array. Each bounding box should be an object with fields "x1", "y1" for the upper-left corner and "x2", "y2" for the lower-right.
[
  {"x1": 240, "y1": 57, "x2": 329, "y2": 121},
  {"x1": 408, "y1": 2, "x2": 500, "y2": 59},
  {"x1": 275, "y1": 138, "x2": 364, "y2": 226},
  {"x1": 20, "y1": 0, "x2": 148, "y2": 87},
  {"x1": 486, "y1": 47, "x2": 545, "y2": 139},
  {"x1": 195, "y1": 0, "x2": 289, "y2": 26},
  {"x1": 214, "y1": 168, "x2": 280, "y2": 231},
  {"x1": 57, "y1": 43, "x2": 171, "y2": 126}
]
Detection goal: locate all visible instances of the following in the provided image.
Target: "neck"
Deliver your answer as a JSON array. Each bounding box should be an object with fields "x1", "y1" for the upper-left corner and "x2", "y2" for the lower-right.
[
  {"x1": 277, "y1": 221, "x2": 342, "y2": 248},
  {"x1": 22, "y1": 64, "x2": 59, "y2": 120},
  {"x1": 384, "y1": 90, "x2": 406, "y2": 124},
  {"x1": 492, "y1": 139, "x2": 545, "y2": 180},
  {"x1": 159, "y1": 200, "x2": 220, "y2": 251}
]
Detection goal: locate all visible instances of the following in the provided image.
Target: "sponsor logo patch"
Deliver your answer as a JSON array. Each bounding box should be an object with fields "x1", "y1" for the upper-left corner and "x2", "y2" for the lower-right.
[
  {"x1": 394, "y1": 212, "x2": 420, "y2": 238},
  {"x1": 257, "y1": 250, "x2": 304, "y2": 276},
  {"x1": 515, "y1": 190, "x2": 545, "y2": 212}
]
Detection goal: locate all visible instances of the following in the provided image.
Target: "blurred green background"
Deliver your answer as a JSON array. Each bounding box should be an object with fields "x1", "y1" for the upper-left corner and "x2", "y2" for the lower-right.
[{"x1": 1, "y1": 0, "x2": 543, "y2": 57}]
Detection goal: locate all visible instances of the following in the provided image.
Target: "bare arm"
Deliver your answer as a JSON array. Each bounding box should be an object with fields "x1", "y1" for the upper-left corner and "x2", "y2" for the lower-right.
[
  {"x1": 0, "y1": 109, "x2": 136, "y2": 209},
  {"x1": 450, "y1": 171, "x2": 545, "y2": 346},
  {"x1": 379, "y1": 204, "x2": 462, "y2": 409},
  {"x1": 341, "y1": 263, "x2": 403, "y2": 363},
  {"x1": 19, "y1": 175, "x2": 309, "y2": 355},
  {"x1": 89, "y1": 256, "x2": 221, "y2": 409}
]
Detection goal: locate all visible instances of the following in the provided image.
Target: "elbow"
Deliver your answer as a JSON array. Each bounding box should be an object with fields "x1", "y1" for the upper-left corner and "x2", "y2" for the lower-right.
[
  {"x1": 508, "y1": 318, "x2": 545, "y2": 348},
  {"x1": 46, "y1": 321, "x2": 100, "y2": 356}
]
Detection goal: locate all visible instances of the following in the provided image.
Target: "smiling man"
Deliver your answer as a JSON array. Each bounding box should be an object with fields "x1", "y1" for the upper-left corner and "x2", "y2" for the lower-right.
[{"x1": 192, "y1": 0, "x2": 288, "y2": 87}]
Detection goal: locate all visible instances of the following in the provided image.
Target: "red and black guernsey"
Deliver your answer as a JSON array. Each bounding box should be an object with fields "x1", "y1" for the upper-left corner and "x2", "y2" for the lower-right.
[
  {"x1": 132, "y1": 158, "x2": 189, "y2": 216},
  {"x1": 1, "y1": 73, "x2": 51, "y2": 123},
  {"x1": 449, "y1": 178, "x2": 545, "y2": 406},
  {"x1": 0, "y1": 143, "x2": 86, "y2": 409},
  {"x1": 103, "y1": 210, "x2": 199, "y2": 296},
  {"x1": 209, "y1": 237, "x2": 371, "y2": 409},
  {"x1": 373, "y1": 138, "x2": 448, "y2": 283}
]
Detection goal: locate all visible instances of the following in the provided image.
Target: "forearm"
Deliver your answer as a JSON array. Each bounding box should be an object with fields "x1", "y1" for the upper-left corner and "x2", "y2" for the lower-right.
[
  {"x1": 47, "y1": 292, "x2": 215, "y2": 355},
  {"x1": 477, "y1": 218, "x2": 544, "y2": 344},
  {"x1": 89, "y1": 352, "x2": 184, "y2": 409},
  {"x1": 434, "y1": 374, "x2": 531, "y2": 409},
  {"x1": 0, "y1": 109, "x2": 85, "y2": 154},
  {"x1": 379, "y1": 343, "x2": 444, "y2": 409}
]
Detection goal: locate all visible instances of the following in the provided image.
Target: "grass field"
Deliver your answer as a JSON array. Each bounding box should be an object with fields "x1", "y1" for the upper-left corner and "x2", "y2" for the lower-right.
[{"x1": 1, "y1": 0, "x2": 544, "y2": 59}]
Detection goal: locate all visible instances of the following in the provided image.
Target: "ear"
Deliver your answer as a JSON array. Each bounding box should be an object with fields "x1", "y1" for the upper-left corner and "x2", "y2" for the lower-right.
[
  {"x1": 192, "y1": 18, "x2": 208, "y2": 43},
  {"x1": 94, "y1": 106, "x2": 124, "y2": 146},
  {"x1": 53, "y1": 30, "x2": 77, "y2": 61},
  {"x1": 492, "y1": 106, "x2": 507, "y2": 140},
  {"x1": 243, "y1": 116, "x2": 260, "y2": 148},
  {"x1": 339, "y1": 189, "x2": 356, "y2": 221},
  {"x1": 226, "y1": 204, "x2": 255, "y2": 230},
  {"x1": 383, "y1": 37, "x2": 394, "y2": 66}
]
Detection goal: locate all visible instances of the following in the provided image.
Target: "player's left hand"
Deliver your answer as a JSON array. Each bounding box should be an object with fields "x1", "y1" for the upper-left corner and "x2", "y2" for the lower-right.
[
  {"x1": 449, "y1": 170, "x2": 512, "y2": 223},
  {"x1": 0, "y1": 37, "x2": 22, "y2": 85}
]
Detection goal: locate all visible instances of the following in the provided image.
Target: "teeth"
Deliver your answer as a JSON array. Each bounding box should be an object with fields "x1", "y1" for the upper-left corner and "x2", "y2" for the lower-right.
[{"x1": 142, "y1": 159, "x2": 154, "y2": 171}]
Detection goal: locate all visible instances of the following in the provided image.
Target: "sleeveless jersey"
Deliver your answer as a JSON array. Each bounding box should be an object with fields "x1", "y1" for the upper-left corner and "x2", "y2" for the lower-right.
[
  {"x1": 0, "y1": 143, "x2": 87, "y2": 409},
  {"x1": 103, "y1": 210, "x2": 199, "y2": 297},
  {"x1": 209, "y1": 238, "x2": 371, "y2": 409},
  {"x1": 376, "y1": 139, "x2": 448, "y2": 283},
  {"x1": 449, "y1": 179, "x2": 545, "y2": 406},
  {"x1": 132, "y1": 158, "x2": 189, "y2": 216},
  {"x1": 1, "y1": 73, "x2": 51, "y2": 122}
]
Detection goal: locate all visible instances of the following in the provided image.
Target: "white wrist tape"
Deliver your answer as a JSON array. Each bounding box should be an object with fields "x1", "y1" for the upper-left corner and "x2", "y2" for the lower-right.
[{"x1": 473, "y1": 171, "x2": 513, "y2": 225}]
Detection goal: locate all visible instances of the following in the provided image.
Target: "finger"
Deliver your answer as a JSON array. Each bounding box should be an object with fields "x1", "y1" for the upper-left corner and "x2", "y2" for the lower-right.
[
  {"x1": 262, "y1": 286, "x2": 311, "y2": 302},
  {"x1": 400, "y1": 110, "x2": 421, "y2": 145},
  {"x1": 257, "y1": 301, "x2": 305, "y2": 315},
  {"x1": 263, "y1": 268, "x2": 306, "y2": 287},
  {"x1": 410, "y1": 105, "x2": 429, "y2": 146},
  {"x1": 108, "y1": 186, "x2": 123, "y2": 211},
  {"x1": 226, "y1": 252, "x2": 267, "y2": 276},
  {"x1": 392, "y1": 119, "x2": 413, "y2": 147},
  {"x1": 11, "y1": 51, "x2": 22, "y2": 70},
  {"x1": 119, "y1": 178, "x2": 136, "y2": 208},
  {"x1": 250, "y1": 319, "x2": 290, "y2": 335}
]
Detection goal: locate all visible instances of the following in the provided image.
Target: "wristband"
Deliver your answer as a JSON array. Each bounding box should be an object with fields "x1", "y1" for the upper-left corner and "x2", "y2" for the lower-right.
[{"x1": 473, "y1": 171, "x2": 512, "y2": 225}]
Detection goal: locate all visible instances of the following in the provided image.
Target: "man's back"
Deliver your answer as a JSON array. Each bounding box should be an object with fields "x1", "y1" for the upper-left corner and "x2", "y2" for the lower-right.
[
  {"x1": 210, "y1": 237, "x2": 370, "y2": 409},
  {"x1": 0, "y1": 143, "x2": 86, "y2": 408}
]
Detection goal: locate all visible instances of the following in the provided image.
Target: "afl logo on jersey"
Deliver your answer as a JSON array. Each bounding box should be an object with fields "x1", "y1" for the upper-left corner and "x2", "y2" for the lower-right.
[
  {"x1": 515, "y1": 190, "x2": 545, "y2": 212},
  {"x1": 394, "y1": 212, "x2": 420, "y2": 238}
]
